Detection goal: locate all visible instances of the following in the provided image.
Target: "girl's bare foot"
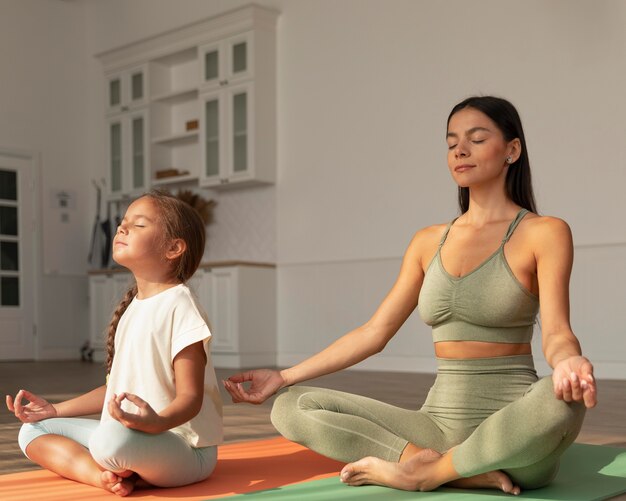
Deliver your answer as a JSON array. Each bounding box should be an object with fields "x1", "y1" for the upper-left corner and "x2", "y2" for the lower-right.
[{"x1": 101, "y1": 470, "x2": 136, "y2": 497}]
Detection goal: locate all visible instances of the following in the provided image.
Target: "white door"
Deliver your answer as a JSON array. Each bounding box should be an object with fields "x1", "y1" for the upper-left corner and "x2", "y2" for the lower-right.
[{"x1": 0, "y1": 151, "x2": 37, "y2": 360}]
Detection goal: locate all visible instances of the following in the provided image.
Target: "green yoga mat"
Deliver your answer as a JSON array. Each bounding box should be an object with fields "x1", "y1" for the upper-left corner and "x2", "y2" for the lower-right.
[{"x1": 223, "y1": 443, "x2": 626, "y2": 500}]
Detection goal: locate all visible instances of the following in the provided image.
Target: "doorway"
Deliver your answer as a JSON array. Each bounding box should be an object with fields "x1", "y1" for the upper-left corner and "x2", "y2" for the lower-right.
[{"x1": 0, "y1": 149, "x2": 38, "y2": 360}]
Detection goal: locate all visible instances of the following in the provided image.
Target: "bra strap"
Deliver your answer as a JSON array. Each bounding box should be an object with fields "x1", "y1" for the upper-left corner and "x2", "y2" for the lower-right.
[
  {"x1": 502, "y1": 209, "x2": 529, "y2": 244},
  {"x1": 438, "y1": 217, "x2": 459, "y2": 247}
]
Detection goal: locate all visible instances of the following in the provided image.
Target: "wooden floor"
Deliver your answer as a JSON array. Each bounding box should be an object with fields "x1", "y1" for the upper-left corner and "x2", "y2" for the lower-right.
[{"x1": 1, "y1": 361, "x2": 625, "y2": 498}]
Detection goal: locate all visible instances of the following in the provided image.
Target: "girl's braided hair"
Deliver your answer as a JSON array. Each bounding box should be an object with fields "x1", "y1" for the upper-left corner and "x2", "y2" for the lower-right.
[{"x1": 105, "y1": 190, "x2": 206, "y2": 374}]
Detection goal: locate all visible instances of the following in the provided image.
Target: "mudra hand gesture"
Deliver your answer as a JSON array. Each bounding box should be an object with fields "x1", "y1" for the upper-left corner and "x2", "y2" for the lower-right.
[
  {"x1": 223, "y1": 369, "x2": 286, "y2": 404},
  {"x1": 6, "y1": 389, "x2": 57, "y2": 423},
  {"x1": 552, "y1": 355, "x2": 596, "y2": 408}
]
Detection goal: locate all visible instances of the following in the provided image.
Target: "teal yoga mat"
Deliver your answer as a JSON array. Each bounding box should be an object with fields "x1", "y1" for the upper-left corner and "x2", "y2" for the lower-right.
[{"x1": 222, "y1": 443, "x2": 626, "y2": 500}]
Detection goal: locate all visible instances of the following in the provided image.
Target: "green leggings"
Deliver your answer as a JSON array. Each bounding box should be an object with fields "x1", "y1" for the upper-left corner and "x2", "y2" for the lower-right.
[{"x1": 271, "y1": 355, "x2": 586, "y2": 489}]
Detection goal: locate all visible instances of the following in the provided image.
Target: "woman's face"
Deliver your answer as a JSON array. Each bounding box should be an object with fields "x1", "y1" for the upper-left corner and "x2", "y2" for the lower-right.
[{"x1": 446, "y1": 107, "x2": 517, "y2": 189}]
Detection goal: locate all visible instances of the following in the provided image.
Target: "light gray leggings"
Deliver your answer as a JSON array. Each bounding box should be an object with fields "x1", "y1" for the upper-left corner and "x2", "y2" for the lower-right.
[
  {"x1": 271, "y1": 356, "x2": 586, "y2": 489},
  {"x1": 18, "y1": 418, "x2": 217, "y2": 487}
]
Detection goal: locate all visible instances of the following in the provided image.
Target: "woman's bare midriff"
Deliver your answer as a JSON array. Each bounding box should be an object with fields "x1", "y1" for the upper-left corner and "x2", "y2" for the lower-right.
[{"x1": 435, "y1": 341, "x2": 532, "y2": 359}]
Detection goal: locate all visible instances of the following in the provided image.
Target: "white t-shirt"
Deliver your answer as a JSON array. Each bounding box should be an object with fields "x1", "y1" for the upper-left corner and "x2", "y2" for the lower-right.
[{"x1": 102, "y1": 283, "x2": 223, "y2": 448}]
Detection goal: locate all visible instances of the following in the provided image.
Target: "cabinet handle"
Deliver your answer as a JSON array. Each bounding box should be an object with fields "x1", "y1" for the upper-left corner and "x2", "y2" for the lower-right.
[{"x1": 121, "y1": 105, "x2": 129, "y2": 112}]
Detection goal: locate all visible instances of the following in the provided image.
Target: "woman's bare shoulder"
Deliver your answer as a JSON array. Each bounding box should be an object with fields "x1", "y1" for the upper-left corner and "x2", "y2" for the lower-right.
[
  {"x1": 410, "y1": 222, "x2": 450, "y2": 246},
  {"x1": 522, "y1": 213, "x2": 573, "y2": 248},
  {"x1": 405, "y1": 222, "x2": 450, "y2": 268}
]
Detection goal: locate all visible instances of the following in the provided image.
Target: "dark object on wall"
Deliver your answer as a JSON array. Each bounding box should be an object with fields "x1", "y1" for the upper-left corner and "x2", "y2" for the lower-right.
[
  {"x1": 101, "y1": 202, "x2": 112, "y2": 267},
  {"x1": 186, "y1": 119, "x2": 199, "y2": 131},
  {"x1": 88, "y1": 181, "x2": 107, "y2": 269}
]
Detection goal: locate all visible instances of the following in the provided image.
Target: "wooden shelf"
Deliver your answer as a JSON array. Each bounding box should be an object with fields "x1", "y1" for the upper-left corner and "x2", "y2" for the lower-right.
[
  {"x1": 151, "y1": 173, "x2": 198, "y2": 186},
  {"x1": 151, "y1": 87, "x2": 198, "y2": 104},
  {"x1": 152, "y1": 130, "x2": 198, "y2": 145}
]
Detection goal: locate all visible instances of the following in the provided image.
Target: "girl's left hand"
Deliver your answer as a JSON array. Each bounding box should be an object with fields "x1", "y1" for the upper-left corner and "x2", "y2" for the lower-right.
[
  {"x1": 552, "y1": 356, "x2": 597, "y2": 409},
  {"x1": 108, "y1": 393, "x2": 164, "y2": 433}
]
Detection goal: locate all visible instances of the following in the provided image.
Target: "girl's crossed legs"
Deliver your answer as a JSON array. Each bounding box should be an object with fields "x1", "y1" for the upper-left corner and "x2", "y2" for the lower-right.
[{"x1": 19, "y1": 418, "x2": 217, "y2": 493}]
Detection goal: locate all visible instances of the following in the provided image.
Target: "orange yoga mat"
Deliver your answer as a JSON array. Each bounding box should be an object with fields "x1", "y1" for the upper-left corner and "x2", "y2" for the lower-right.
[{"x1": 0, "y1": 437, "x2": 344, "y2": 501}]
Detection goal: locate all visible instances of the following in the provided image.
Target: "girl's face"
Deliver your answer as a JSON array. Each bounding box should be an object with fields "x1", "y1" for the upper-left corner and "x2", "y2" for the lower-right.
[
  {"x1": 112, "y1": 197, "x2": 165, "y2": 271},
  {"x1": 446, "y1": 107, "x2": 519, "y2": 189}
]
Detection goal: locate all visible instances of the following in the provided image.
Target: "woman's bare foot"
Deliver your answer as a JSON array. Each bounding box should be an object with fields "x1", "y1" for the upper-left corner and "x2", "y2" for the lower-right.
[
  {"x1": 341, "y1": 448, "x2": 443, "y2": 491},
  {"x1": 101, "y1": 470, "x2": 136, "y2": 497},
  {"x1": 341, "y1": 449, "x2": 521, "y2": 494},
  {"x1": 448, "y1": 471, "x2": 521, "y2": 495}
]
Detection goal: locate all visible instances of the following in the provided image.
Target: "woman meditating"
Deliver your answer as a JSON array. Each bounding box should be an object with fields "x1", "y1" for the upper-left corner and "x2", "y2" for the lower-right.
[{"x1": 224, "y1": 96, "x2": 596, "y2": 494}]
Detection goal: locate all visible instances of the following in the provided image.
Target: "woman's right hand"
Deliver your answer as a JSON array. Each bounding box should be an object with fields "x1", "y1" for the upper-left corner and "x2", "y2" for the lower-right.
[
  {"x1": 223, "y1": 369, "x2": 286, "y2": 405},
  {"x1": 6, "y1": 389, "x2": 57, "y2": 423}
]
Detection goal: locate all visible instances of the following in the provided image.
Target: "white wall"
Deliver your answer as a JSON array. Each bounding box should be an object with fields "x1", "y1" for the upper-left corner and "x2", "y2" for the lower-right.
[
  {"x1": 274, "y1": 0, "x2": 626, "y2": 378},
  {"x1": 0, "y1": 0, "x2": 91, "y2": 358},
  {"x1": 5, "y1": 0, "x2": 624, "y2": 376}
]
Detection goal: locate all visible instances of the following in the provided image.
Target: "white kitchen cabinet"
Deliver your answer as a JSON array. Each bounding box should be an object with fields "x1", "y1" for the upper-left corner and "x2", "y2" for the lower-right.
[
  {"x1": 107, "y1": 109, "x2": 150, "y2": 199},
  {"x1": 106, "y1": 65, "x2": 148, "y2": 115},
  {"x1": 199, "y1": 81, "x2": 273, "y2": 187},
  {"x1": 192, "y1": 265, "x2": 276, "y2": 368},
  {"x1": 97, "y1": 5, "x2": 277, "y2": 196},
  {"x1": 199, "y1": 32, "x2": 253, "y2": 91},
  {"x1": 88, "y1": 271, "x2": 133, "y2": 357},
  {"x1": 89, "y1": 264, "x2": 276, "y2": 368}
]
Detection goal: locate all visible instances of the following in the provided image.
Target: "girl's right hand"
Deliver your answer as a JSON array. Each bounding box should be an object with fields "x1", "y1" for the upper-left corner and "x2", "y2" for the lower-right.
[
  {"x1": 6, "y1": 389, "x2": 58, "y2": 423},
  {"x1": 223, "y1": 369, "x2": 286, "y2": 404}
]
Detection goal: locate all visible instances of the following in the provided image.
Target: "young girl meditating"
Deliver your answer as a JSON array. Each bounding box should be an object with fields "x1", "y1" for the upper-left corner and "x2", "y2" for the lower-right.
[{"x1": 6, "y1": 191, "x2": 222, "y2": 497}]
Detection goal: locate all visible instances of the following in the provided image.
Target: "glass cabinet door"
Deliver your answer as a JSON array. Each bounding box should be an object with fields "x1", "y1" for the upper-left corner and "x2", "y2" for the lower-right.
[
  {"x1": 109, "y1": 78, "x2": 121, "y2": 109},
  {"x1": 226, "y1": 33, "x2": 253, "y2": 84},
  {"x1": 109, "y1": 120, "x2": 123, "y2": 194},
  {"x1": 227, "y1": 83, "x2": 252, "y2": 179},
  {"x1": 131, "y1": 115, "x2": 145, "y2": 190},
  {"x1": 130, "y1": 71, "x2": 144, "y2": 103},
  {"x1": 232, "y1": 41, "x2": 247, "y2": 76},
  {"x1": 232, "y1": 91, "x2": 248, "y2": 174},
  {"x1": 107, "y1": 66, "x2": 147, "y2": 113},
  {"x1": 200, "y1": 42, "x2": 221, "y2": 89},
  {"x1": 204, "y1": 94, "x2": 221, "y2": 180},
  {"x1": 205, "y1": 49, "x2": 219, "y2": 82}
]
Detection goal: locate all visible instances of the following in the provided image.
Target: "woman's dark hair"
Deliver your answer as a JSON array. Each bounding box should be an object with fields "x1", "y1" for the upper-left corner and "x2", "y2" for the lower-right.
[{"x1": 447, "y1": 96, "x2": 537, "y2": 214}]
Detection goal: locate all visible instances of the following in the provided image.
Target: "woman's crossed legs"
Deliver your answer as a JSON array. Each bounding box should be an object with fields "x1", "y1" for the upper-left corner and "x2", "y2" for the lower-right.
[{"x1": 271, "y1": 377, "x2": 585, "y2": 493}]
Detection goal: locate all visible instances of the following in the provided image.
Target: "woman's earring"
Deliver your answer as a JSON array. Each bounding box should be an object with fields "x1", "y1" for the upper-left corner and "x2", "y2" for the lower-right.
[{"x1": 506, "y1": 156, "x2": 513, "y2": 164}]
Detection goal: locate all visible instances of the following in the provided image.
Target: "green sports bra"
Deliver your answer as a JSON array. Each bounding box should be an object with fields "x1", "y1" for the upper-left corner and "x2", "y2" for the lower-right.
[{"x1": 418, "y1": 209, "x2": 539, "y2": 344}]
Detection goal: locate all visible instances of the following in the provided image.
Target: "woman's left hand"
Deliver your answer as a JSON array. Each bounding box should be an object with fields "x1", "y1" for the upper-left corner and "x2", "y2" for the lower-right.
[
  {"x1": 552, "y1": 356, "x2": 597, "y2": 408},
  {"x1": 108, "y1": 392, "x2": 164, "y2": 433}
]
